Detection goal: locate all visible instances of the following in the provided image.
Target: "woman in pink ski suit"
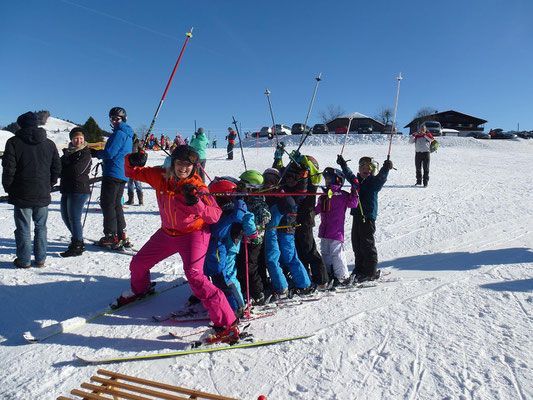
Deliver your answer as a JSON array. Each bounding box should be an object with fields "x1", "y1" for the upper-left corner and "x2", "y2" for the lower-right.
[{"x1": 124, "y1": 145, "x2": 236, "y2": 329}]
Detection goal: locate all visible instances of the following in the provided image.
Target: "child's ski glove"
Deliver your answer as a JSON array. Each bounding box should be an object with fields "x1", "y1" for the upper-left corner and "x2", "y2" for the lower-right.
[
  {"x1": 182, "y1": 184, "x2": 199, "y2": 206},
  {"x1": 383, "y1": 159, "x2": 393, "y2": 171},
  {"x1": 128, "y1": 151, "x2": 148, "y2": 167}
]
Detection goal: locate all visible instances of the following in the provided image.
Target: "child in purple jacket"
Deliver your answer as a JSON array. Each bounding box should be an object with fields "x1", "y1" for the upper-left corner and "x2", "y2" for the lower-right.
[{"x1": 315, "y1": 167, "x2": 358, "y2": 286}]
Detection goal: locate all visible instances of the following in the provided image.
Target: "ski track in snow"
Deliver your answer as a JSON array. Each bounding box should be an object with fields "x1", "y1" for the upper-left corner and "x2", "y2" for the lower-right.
[{"x1": 0, "y1": 135, "x2": 532, "y2": 399}]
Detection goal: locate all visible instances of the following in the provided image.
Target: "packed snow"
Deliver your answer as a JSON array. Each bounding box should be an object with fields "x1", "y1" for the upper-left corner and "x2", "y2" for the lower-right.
[{"x1": 0, "y1": 133, "x2": 531, "y2": 399}]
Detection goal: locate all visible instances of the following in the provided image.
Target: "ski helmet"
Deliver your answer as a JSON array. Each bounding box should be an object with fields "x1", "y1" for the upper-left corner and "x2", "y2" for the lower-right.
[
  {"x1": 239, "y1": 170, "x2": 264, "y2": 186},
  {"x1": 358, "y1": 156, "x2": 379, "y2": 176},
  {"x1": 208, "y1": 178, "x2": 237, "y2": 208},
  {"x1": 322, "y1": 167, "x2": 345, "y2": 187},
  {"x1": 109, "y1": 107, "x2": 127, "y2": 121},
  {"x1": 263, "y1": 168, "x2": 281, "y2": 188},
  {"x1": 170, "y1": 145, "x2": 199, "y2": 178}
]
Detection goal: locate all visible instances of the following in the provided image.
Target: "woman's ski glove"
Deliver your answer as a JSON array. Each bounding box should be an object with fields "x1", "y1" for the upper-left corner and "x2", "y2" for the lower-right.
[
  {"x1": 182, "y1": 184, "x2": 199, "y2": 206},
  {"x1": 383, "y1": 159, "x2": 393, "y2": 171},
  {"x1": 128, "y1": 151, "x2": 148, "y2": 167}
]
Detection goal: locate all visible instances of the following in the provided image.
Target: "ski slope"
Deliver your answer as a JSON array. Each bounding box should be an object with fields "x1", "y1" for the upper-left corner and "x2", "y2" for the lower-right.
[{"x1": 0, "y1": 135, "x2": 531, "y2": 399}]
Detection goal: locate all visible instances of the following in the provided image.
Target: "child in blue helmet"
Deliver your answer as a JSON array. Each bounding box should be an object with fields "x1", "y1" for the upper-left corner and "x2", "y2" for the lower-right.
[
  {"x1": 204, "y1": 177, "x2": 259, "y2": 318},
  {"x1": 315, "y1": 167, "x2": 358, "y2": 286},
  {"x1": 262, "y1": 168, "x2": 312, "y2": 301}
]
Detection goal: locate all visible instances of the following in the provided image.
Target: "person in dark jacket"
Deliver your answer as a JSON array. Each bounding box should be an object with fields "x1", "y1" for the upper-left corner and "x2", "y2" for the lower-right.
[
  {"x1": 59, "y1": 127, "x2": 92, "y2": 257},
  {"x1": 91, "y1": 107, "x2": 133, "y2": 249},
  {"x1": 2, "y1": 111, "x2": 61, "y2": 268},
  {"x1": 125, "y1": 134, "x2": 143, "y2": 205},
  {"x1": 337, "y1": 155, "x2": 391, "y2": 283},
  {"x1": 225, "y1": 127, "x2": 236, "y2": 160}
]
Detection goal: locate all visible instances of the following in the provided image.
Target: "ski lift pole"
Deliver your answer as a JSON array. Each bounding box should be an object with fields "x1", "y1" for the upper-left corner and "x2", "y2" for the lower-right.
[
  {"x1": 387, "y1": 72, "x2": 403, "y2": 160},
  {"x1": 264, "y1": 89, "x2": 279, "y2": 146},
  {"x1": 232, "y1": 116, "x2": 247, "y2": 170},
  {"x1": 298, "y1": 72, "x2": 322, "y2": 148},
  {"x1": 142, "y1": 28, "x2": 194, "y2": 149},
  {"x1": 340, "y1": 117, "x2": 354, "y2": 156}
]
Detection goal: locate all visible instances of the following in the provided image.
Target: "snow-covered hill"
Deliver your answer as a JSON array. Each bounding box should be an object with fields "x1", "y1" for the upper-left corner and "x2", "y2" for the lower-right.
[{"x1": 0, "y1": 136, "x2": 531, "y2": 399}]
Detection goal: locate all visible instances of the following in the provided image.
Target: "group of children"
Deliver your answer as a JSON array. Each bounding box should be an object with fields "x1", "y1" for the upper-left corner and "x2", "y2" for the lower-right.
[{"x1": 115, "y1": 142, "x2": 392, "y2": 343}]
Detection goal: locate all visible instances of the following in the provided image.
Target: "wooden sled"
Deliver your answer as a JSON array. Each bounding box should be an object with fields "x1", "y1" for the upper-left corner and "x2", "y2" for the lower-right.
[{"x1": 58, "y1": 368, "x2": 239, "y2": 400}]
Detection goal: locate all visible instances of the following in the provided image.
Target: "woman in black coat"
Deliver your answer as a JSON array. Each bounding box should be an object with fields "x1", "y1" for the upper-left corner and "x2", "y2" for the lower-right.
[{"x1": 59, "y1": 127, "x2": 92, "y2": 257}]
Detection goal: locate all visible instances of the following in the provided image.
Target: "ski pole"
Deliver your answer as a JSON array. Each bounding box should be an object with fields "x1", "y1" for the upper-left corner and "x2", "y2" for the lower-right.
[
  {"x1": 82, "y1": 162, "x2": 102, "y2": 229},
  {"x1": 340, "y1": 116, "x2": 354, "y2": 156},
  {"x1": 232, "y1": 116, "x2": 247, "y2": 170},
  {"x1": 244, "y1": 240, "x2": 251, "y2": 319},
  {"x1": 142, "y1": 28, "x2": 194, "y2": 149},
  {"x1": 298, "y1": 72, "x2": 322, "y2": 148},
  {"x1": 196, "y1": 161, "x2": 212, "y2": 183},
  {"x1": 260, "y1": 223, "x2": 302, "y2": 231},
  {"x1": 264, "y1": 89, "x2": 279, "y2": 146},
  {"x1": 199, "y1": 190, "x2": 335, "y2": 198},
  {"x1": 387, "y1": 72, "x2": 403, "y2": 161}
]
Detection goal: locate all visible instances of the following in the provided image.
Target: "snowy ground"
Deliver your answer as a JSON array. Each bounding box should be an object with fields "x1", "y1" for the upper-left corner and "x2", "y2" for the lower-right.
[{"x1": 0, "y1": 134, "x2": 531, "y2": 399}]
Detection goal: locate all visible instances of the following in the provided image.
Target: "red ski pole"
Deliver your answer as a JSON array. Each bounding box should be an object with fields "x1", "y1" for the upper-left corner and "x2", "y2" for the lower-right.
[{"x1": 142, "y1": 28, "x2": 194, "y2": 150}]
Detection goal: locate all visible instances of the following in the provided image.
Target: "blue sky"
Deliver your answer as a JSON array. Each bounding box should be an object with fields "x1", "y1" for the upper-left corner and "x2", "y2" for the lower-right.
[{"x1": 1, "y1": 0, "x2": 532, "y2": 140}]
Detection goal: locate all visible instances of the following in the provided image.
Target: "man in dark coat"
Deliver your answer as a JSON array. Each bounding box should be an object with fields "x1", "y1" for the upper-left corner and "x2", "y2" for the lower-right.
[
  {"x1": 2, "y1": 111, "x2": 61, "y2": 268},
  {"x1": 225, "y1": 127, "x2": 236, "y2": 160}
]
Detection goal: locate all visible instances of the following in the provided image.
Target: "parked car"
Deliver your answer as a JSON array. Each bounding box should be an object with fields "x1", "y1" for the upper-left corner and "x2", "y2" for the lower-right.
[
  {"x1": 382, "y1": 124, "x2": 397, "y2": 135},
  {"x1": 273, "y1": 124, "x2": 292, "y2": 135},
  {"x1": 516, "y1": 131, "x2": 533, "y2": 139},
  {"x1": 468, "y1": 131, "x2": 491, "y2": 139},
  {"x1": 491, "y1": 129, "x2": 517, "y2": 139},
  {"x1": 312, "y1": 124, "x2": 329, "y2": 134},
  {"x1": 419, "y1": 121, "x2": 443, "y2": 136},
  {"x1": 259, "y1": 126, "x2": 272, "y2": 137},
  {"x1": 335, "y1": 126, "x2": 348, "y2": 134},
  {"x1": 291, "y1": 123, "x2": 311, "y2": 135},
  {"x1": 358, "y1": 122, "x2": 373, "y2": 134},
  {"x1": 441, "y1": 128, "x2": 460, "y2": 136}
]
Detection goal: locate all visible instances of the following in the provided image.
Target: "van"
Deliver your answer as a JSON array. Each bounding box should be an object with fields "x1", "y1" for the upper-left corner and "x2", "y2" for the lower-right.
[
  {"x1": 420, "y1": 121, "x2": 442, "y2": 136},
  {"x1": 358, "y1": 122, "x2": 373, "y2": 134}
]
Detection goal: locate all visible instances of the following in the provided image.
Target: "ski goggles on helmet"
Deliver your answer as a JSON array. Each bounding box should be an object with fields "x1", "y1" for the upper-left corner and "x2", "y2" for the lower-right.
[{"x1": 171, "y1": 145, "x2": 199, "y2": 165}]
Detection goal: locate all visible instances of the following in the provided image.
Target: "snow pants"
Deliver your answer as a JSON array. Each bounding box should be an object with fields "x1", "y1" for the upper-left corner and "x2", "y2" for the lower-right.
[
  {"x1": 320, "y1": 238, "x2": 349, "y2": 281},
  {"x1": 295, "y1": 225, "x2": 329, "y2": 285},
  {"x1": 130, "y1": 227, "x2": 235, "y2": 328},
  {"x1": 236, "y1": 240, "x2": 265, "y2": 301},
  {"x1": 351, "y1": 216, "x2": 378, "y2": 278},
  {"x1": 100, "y1": 176, "x2": 126, "y2": 235},
  {"x1": 415, "y1": 151, "x2": 430, "y2": 185},
  {"x1": 265, "y1": 228, "x2": 311, "y2": 291}
]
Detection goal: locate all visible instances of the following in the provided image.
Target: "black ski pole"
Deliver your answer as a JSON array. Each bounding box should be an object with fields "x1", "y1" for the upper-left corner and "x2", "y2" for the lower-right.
[
  {"x1": 82, "y1": 162, "x2": 102, "y2": 230},
  {"x1": 142, "y1": 28, "x2": 194, "y2": 151},
  {"x1": 232, "y1": 116, "x2": 247, "y2": 170},
  {"x1": 264, "y1": 89, "x2": 279, "y2": 146},
  {"x1": 298, "y1": 72, "x2": 322, "y2": 149}
]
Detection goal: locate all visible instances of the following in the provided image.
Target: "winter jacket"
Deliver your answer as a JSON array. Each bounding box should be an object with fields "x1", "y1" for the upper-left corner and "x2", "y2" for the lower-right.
[
  {"x1": 95, "y1": 121, "x2": 133, "y2": 181},
  {"x1": 125, "y1": 157, "x2": 222, "y2": 236},
  {"x1": 409, "y1": 131, "x2": 435, "y2": 152},
  {"x1": 243, "y1": 195, "x2": 271, "y2": 238},
  {"x1": 315, "y1": 184, "x2": 358, "y2": 242},
  {"x1": 132, "y1": 136, "x2": 144, "y2": 153},
  {"x1": 60, "y1": 145, "x2": 92, "y2": 194},
  {"x1": 190, "y1": 132, "x2": 208, "y2": 159},
  {"x1": 341, "y1": 164, "x2": 388, "y2": 220},
  {"x1": 2, "y1": 127, "x2": 61, "y2": 207},
  {"x1": 226, "y1": 131, "x2": 236, "y2": 144}
]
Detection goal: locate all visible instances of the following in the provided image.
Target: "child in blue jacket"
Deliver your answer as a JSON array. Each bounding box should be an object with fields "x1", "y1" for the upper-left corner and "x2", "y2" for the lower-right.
[
  {"x1": 337, "y1": 155, "x2": 392, "y2": 283},
  {"x1": 204, "y1": 178, "x2": 259, "y2": 318}
]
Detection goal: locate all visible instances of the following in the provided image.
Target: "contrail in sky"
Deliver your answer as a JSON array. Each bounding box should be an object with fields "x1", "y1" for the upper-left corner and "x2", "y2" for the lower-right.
[{"x1": 61, "y1": 0, "x2": 179, "y2": 41}]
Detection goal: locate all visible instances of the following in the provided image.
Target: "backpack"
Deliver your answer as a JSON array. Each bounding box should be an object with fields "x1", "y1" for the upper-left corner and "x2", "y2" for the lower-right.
[{"x1": 430, "y1": 140, "x2": 439, "y2": 153}]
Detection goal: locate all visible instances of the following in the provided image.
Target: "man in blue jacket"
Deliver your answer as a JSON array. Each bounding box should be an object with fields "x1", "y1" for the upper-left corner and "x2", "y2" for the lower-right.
[{"x1": 92, "y1": 107, "x2": 133, "y2": 250}]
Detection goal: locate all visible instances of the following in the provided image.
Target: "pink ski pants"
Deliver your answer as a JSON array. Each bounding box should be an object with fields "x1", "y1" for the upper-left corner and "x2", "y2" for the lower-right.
[{"x1": 129, "y1": 227, "x2": 236, "y2": 328}]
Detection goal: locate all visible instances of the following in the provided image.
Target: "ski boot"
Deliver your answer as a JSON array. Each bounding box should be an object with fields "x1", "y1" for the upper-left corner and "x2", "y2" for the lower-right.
[
  {"x1": 110, "y1": 282, "x2": 156, "y2": 309},
  {"x1": 96, "y1": 233, "x2": 118, "y2": 250},
  {"x1": 204, "y1": 321, "x2": 240, "y2": 344}
]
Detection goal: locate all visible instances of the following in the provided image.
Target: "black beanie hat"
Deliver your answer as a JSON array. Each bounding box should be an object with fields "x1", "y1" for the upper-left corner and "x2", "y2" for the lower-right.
[
  {"x1": 69, "y1": 126, "x2": 87, "y2": 140},
  {"x1": 16, "y1": 112, "x2": 38, "y2": 129}
]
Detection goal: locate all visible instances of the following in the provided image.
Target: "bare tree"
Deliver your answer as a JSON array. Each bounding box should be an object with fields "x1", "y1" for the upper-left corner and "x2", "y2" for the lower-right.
[
  {"x1": 374, "y1": 107, "x2": 393, "y2": 125},
  {"x1": 414, "y1": 107, "x2": 438, "y2": 119},
  {"x1": 318, "y1": 104, "x2": 345, "y2": 124},
  {"x1": 136, "y1": 124, "x2": 148, "y2": 137}
]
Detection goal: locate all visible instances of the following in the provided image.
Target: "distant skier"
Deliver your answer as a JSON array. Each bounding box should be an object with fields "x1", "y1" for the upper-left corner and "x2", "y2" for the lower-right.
[
  {"x1": 409, "y1": 125, "x2": 434, "y2": 187},
  {"x1": 226, "y1": 127, "x2": 236, "y2": 160},
  {"x1": 212, "y1": 136, "x2": 217, "y2": 148}
]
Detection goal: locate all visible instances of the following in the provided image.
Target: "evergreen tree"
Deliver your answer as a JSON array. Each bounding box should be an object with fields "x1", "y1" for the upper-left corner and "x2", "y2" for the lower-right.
[
  {"x1": 35, "y1": 110, "x2": 51, "y2": 125},
  {"x1": 3, "y1": 122, "x2": 20, "y2": 133},
  {"x1": 83, "y1": 116, "x2": 104, "y2": 143}
]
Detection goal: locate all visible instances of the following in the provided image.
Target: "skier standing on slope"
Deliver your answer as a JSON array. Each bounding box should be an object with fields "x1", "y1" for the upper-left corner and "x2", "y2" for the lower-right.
[
  {"x1": 225, "y1": 127, "x2": 236, "y2": 160},
  {"x1": 91, "y1": 107, "x2": 133, "y2": 250},
  {"x1": 409, "y1": 125, "x2": 434, "y2": 187},
  {"x1": 337, "y1": 155, "x2": 392, "y2": 283},
  {"x1": 118, "y1": 145, "x2": 239, "y2": 343},
  {"x1": 315, "y1": 167, "x2": 358, "y2": 286}
]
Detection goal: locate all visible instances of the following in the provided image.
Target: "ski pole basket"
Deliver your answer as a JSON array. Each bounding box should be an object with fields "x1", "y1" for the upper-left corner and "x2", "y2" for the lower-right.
[{"x1": 58, "y1": 368, "x2": 240, "y2": 400}]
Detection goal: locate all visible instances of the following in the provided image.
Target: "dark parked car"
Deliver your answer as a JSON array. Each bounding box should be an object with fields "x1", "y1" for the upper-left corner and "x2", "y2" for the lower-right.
[
  {"x1": 491, "y1": 129, "x2": 517, "y2": 139},
  {"x1": 291, "y1": 123, "x2": 311, "y2": 135},
  {"x1": 516, "y1": 131, "x2": 533, "y2": 139},
  {"x1": 312, "y1": 124, "x2": 329, "y2": 134},
  {"x1": 469, "y1": 131, "x2": 491, "y2": 139},
  {"x1": 382, "y1": 124, "x2": 397, "y2": 135},
  {"x1": 358, "y1": 122, "x2": 373, "y2": 134}
]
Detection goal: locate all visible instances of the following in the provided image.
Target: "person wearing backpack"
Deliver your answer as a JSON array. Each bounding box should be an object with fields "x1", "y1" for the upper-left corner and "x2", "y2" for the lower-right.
[{"x1": 409, "y1": 125, "x2": 435, "y2": 187}]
